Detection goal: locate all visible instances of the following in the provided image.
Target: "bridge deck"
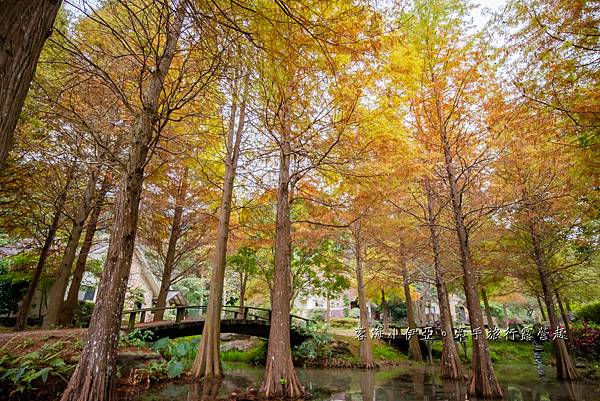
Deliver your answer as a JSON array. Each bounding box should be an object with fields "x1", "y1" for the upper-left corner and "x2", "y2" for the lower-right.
[{"x1": 123, "y1": 318, "x2": 309, "y2": 344}]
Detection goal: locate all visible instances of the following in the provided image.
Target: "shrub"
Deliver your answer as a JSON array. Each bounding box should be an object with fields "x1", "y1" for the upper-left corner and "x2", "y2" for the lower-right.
[
  {"x1": 330, "y1": 317, "x2": 359, "y2": 329},
  {"x1": 0, "y1": 342, "x2": 75, "y2": 396},
  {"x1": 348, "y1": 308, "x2": 360, "y2": 319},
  {"x1": 73, "y1": 301, "x2": 94, "y2": 327},
  {"x1": 576, "y1": 302, "x2": 600, "y2": 325},
  {"x1": 293, "y1": 331, "x2": 333, "y2": 363},
  {"x1": 120, "y1": 329, "x2": 155, "y2": 348},
  {"x1": 221, "y1": 341, "x2": 268, "y2": 365},
  {"x1": 571, "y1": 323, "x2": 600, "y2": 361},
  {"x1": 307, "y1": 309, "x2": 325, "y2": 322},
  {"x1": 372, "y1": 343, "x2": 406, "y2": 362}
]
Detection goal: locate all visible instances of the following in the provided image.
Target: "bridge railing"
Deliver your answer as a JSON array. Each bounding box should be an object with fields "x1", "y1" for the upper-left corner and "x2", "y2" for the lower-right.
[{"x1": 122, "y1": 304, "x2": 314, "y2": 332}]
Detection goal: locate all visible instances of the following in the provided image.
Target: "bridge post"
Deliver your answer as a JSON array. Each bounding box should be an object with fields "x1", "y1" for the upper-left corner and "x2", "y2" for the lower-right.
[
  {"x1": 267, "y1": 310, "x2": 271, "y2": 322},
  {"x1": 139, "y1": 310, "x2": 146, "y2": 323},
  {"x1": 243, "y1": 307, "x2": 248, "y2": 320},
  {"x1": 175, "y1": 307, "x2": 186, "y2": 323},
  {"x1": 128, "y1": 311, "x2": 136, "y2": 332}
]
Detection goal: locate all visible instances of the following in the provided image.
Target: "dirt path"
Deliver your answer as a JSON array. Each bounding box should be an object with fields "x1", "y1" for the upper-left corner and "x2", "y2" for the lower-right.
[{"x1": 0, "y1": 328, "x2": 87, "y2": 351}]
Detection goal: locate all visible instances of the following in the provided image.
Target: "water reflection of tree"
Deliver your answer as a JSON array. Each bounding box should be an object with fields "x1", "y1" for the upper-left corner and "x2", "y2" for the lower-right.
[
  {"x1": 442, "y1": 381, "x2": 467, "y2": 401},
  {"x1": 559, "y1": 381, "x2": 584, "y2": 401},
  {"x1": 359, "y1": 369, "x2": 376, "y2": 401},
  {"x1": 186, "y1": 379, "x2": 222, "y2": 401}
]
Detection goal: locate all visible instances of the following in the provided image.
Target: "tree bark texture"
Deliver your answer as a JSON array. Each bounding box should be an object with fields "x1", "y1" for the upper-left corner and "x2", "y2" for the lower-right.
[
  {"x1": 402, "y1": 267, "x2": 423, "y2": 362},
  {"x1": 352, "y1": 221, "x2": 375, "y2": 369},
  {"x1": 529, "y1": 222, "x2": 579, "y2": 381},
  {"x1": 381, "y1": 288, "x2": 389, "y2": 332},
  {"x1": 43, "y1": 169, "x2": 100, "y2": 328},
  {"x1": 537, "y1": 294, "x2": 547, "y2": 321},
  {"x1": 438, "y1": 98, "x2": 502, "y2": 398},
  {"x1": 13, "y1": 168, "x2": 71, "y2": 331},
  {"x1": 0, "y1": 0, "x2": 62, "y2": 170},
  {"x1": 191, "y1": 73, "x2": 247, "y2": 380},
  {"x1": 259, "y1": 106, "x2": 304, "y2": 398},
  {"x1": 425, "y1": 182, "x2": 464, "y2": 380},
  {"x1": 554, "y1": 288, "x2": 574, "y2": 352},
  {"x1": 60, "y1": 3, "x2": 185, "y2": 400},
  {"x1": 154, "y1": 168, "x2": 188, "y2": 321},
  {"x1": 481, "y1": 286, "x2": 494, "y2": 329},
  {"x1": 60, "y1": 173, "x2": 111, "y2": 326},
  {"x1": 238, "y1": 272, "x2": 247, "y2": 318}
]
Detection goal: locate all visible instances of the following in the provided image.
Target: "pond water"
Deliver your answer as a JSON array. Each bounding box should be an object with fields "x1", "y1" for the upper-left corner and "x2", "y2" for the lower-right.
[{"x1": 117, "y1": 362, "x2": 600, "y2": 401}]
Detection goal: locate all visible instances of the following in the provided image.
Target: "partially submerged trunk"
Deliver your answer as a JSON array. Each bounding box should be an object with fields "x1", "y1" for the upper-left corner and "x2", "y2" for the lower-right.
[
  {"x1": 192, "y1": 73, "x2": 247, "y2": 380},
  {"x1": 402, "y1": 267, "x2": 423, "y2": 362},
  {"x1": 529, "y1": 222, "x2": 579, "y2": 381},
  {"x1": 425, "y1": 181, "x2": 464, "y2": 380},
  {"x1": 44, "y1": 169, "x2": 99, "y2": 328},
  {"x1": 154, "y1": 168, "x2": 188, "y2": 322},
  {"x1": 351, "y1": 221, "x2": 375, "y2": 369},
  {"x1": 438, "y1": 98, "x2": 502, "y2": 398},
  {"x1": 60, "y1": 4, "x2": 185, "y2": 400},
  {"x1": 60, "y1": 173, "x2": 111, "y2": 326},
  {"x1": 0, "y1": 0, "x2": 62, "y2": 170},
  {"x1": 481, "y1": 286, "x2": 494, "y2": 329},
  {"x1": 259, "y1": 117, "x2": 304, "y2": 398},
  {"x1": 14, "y1": 169, "x2": 71, "y2": 331}
]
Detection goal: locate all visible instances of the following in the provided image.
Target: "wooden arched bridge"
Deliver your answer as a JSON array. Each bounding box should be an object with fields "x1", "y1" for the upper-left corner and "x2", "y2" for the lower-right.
[{"x1": 121, "y1": 304, "x2": 314, "y2": 345}]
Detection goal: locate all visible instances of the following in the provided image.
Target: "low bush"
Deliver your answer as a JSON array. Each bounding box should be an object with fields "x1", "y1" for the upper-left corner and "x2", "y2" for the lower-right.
[
  {"x1": 576, "y1": 302, "x2": 600, "y2": 325},
  {"x1": 330, "y1": 317, "x2": 359, "y2": 329},
  {"x1": 293, "y1": 332, "x2": 333, "y2": 363},
  {"x1": 0, "y1": 342, "x2": 75, "y2": 397},
  {"x1": 571, "y1": 323, "x2": 600, "y2": 361},
  {"x1": 306, "y1": 309, "x2": 325, "y2": 322},
  {"x1": 120, "y1": 329, "x2": 155, "y2": 348},
  {"x1": 221, "y1": 341, "x2": 267, "y2": 365},
  {"x1": 372, "y1": 343, "x2": 406, "y2": 362}
]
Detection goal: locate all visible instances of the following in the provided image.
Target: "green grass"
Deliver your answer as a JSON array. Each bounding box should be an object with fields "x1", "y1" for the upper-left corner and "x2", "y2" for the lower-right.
[
  {"x1": 221, "y1": 349, "x2": 254, "y2": 363},
  {"x1": 372, "y1": 342, "x2": 408, "y2": 362},
  {"x1": 431, "y1": 335, "x2": 552, "y2": 365},
  {"x1": 221, "y1": 341, "x2": 267, "y2": 365},
  {"x1": 330, "y1": 317, "x2": 360, "y2": 329}
]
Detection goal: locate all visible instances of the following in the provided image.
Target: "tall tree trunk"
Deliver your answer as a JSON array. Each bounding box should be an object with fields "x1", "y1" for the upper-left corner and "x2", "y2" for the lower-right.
[
  {"x1": 43, "y1": 169, "x2": 99, "y2": 328},
  {"x1": 351, "y1": 221, "x2": 375, "y2": 369},
  {"x1": 425, "y1": 181, "x2": 464, "y2": 380},
  {"x1": 192, "y1": 72, "x2": 247, "y2": 380},
  {"x1": 259, "y1": 118, "x2": 304, "y2": 398},
  {"x1": 554, "y1": 289, "x2": 574, "y2": 352},
  {"x1": 13, "y1": 168, "x2": 72, "y2": 331},
  {"x1": 481, "y1": 286, "x2": 494, "y2": 329},
  {"x1": 60, "y1": 173, "x2": 111, "y2": 326},
  {"x1": 154, "y1": 168, "x2": 188, "y2": 321},
  {"x1": 238, "y1": 272, "x2": 247, "y2": 319},
  {"x1": 381, "y1": 287, "x2": 389, "y2": 332},
  {"x1": 326, "y1": 295, "x2": 331, "y2": 331},
  {"x1": 60, "y1": 4, "x2": 185, "y2": 400},
  {"x1": 537, "y1": 294, "x2": 547, "y2": 321},
  {"x1": 437, "y1": 98, "x2": 502, "y2": 398},
  {"x1": 528, "y1": 221, "x2": 579, "y2": 381},
  {"x1": 402, "y1": 267, "x2": 423, "y2": 362},
  {"x1": 502, "y1": 304, "x2": 509, "y2": 328},
  {"x1": 0, "y1": 0, "x2": 62, "y2": 170}
]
